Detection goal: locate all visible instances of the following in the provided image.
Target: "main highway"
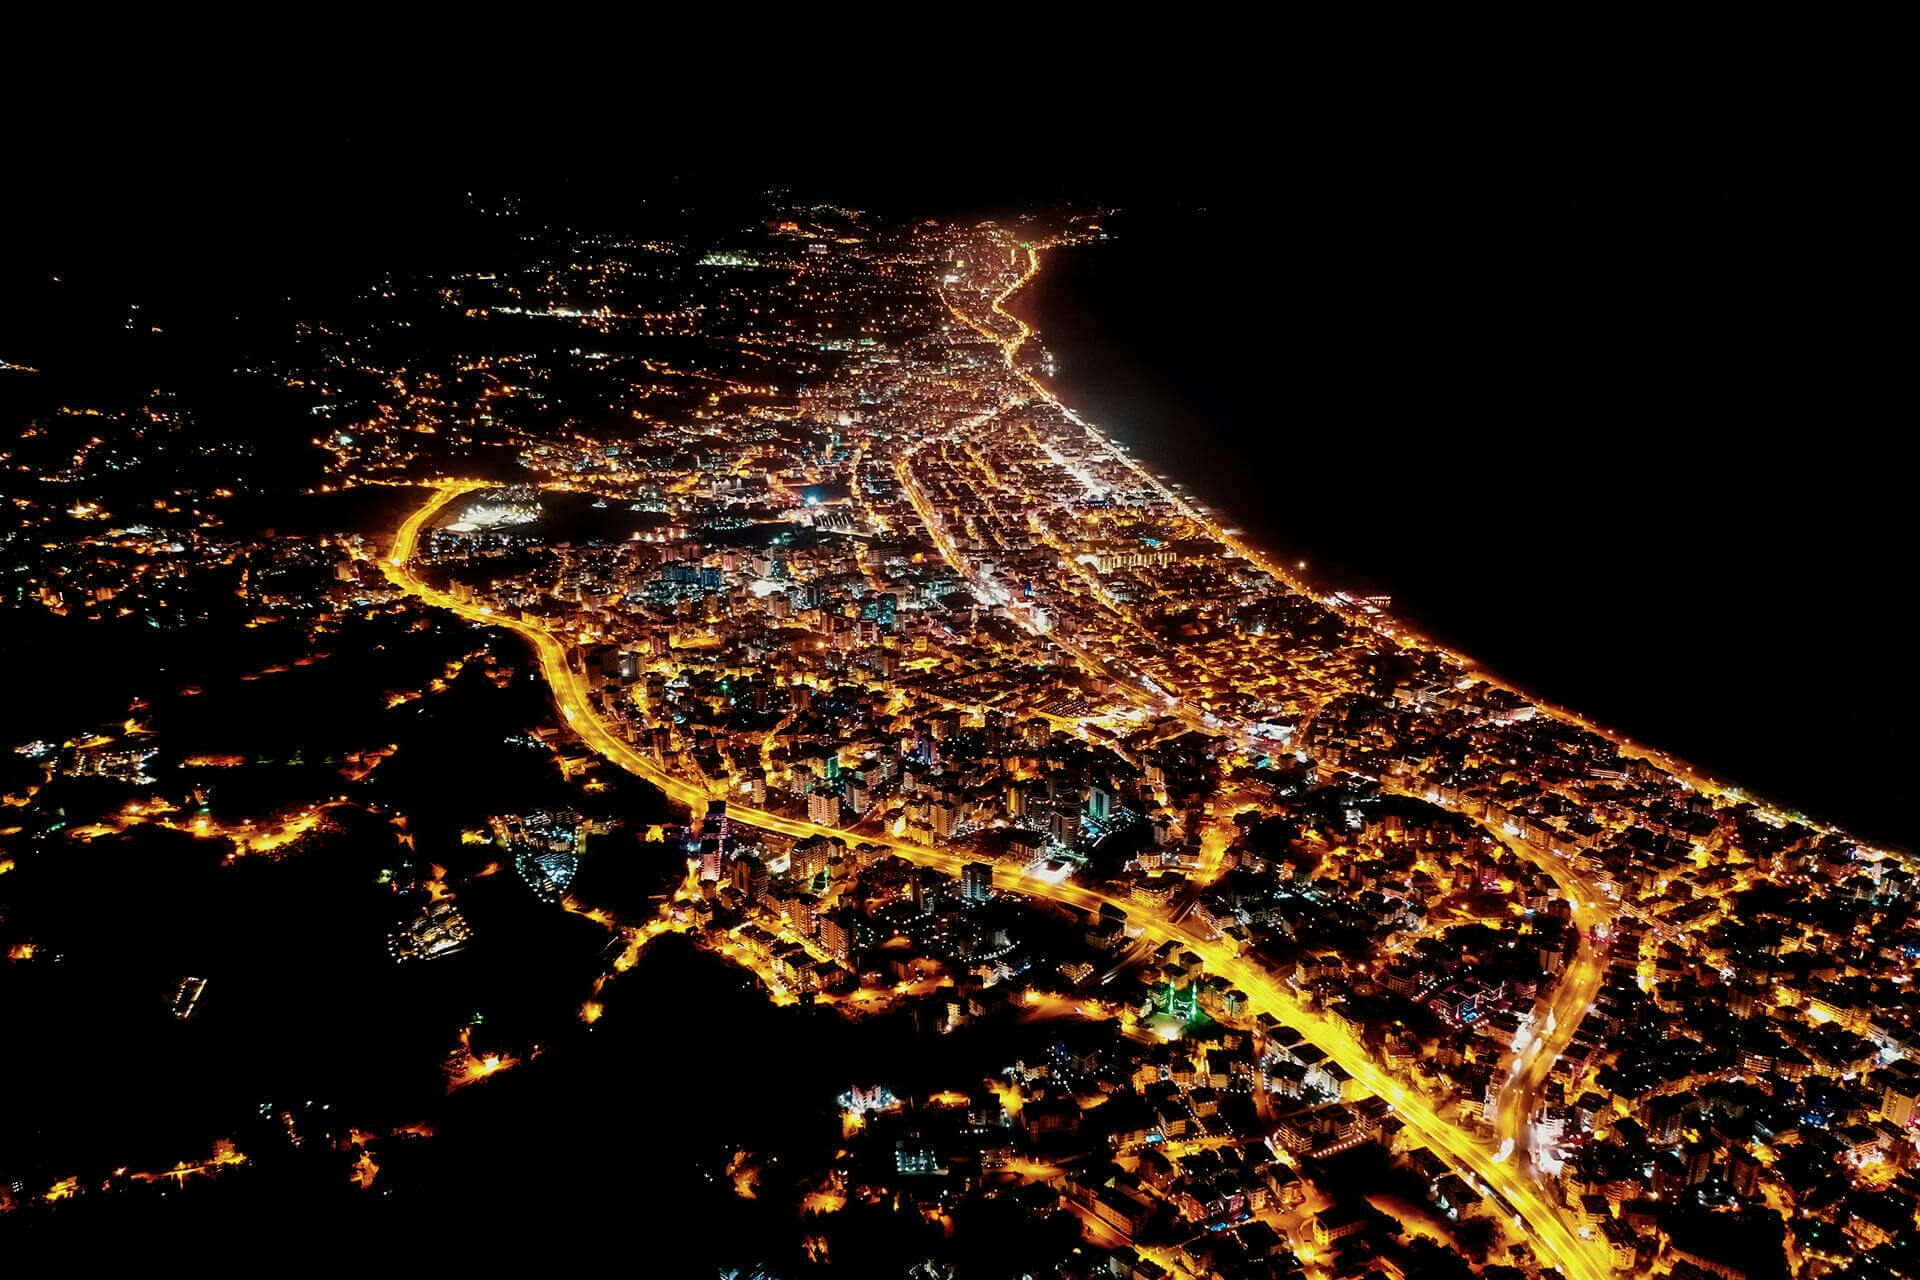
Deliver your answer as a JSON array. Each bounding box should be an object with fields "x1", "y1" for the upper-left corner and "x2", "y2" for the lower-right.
[
  {"x1": 373, "y1": 480, "x2": 1612, "y2": 1280},
  {"x1": 943, "y1": 237, "x2": 1621, "y2": 1153},
  {"x1": 937, "y1": 243, "x2": 1617, "y2": 1277}
]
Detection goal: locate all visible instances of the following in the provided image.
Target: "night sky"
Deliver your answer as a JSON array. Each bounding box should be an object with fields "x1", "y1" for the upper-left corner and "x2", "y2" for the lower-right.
[{"x1": 1, "y1": 66, "x2": 1907, "y2": 1278}]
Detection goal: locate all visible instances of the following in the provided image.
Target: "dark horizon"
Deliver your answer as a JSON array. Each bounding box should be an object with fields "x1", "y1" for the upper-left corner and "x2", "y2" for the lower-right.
[
  {"x1": 9, "y1": 130, "x2": 1906, "y2": 850},
  {"x1": 1008, "y1": 200, "x2": 1908, "y2": 849},
  {"x1": 4, "y1": 95, "x2": 1911, "y2": 1278}
]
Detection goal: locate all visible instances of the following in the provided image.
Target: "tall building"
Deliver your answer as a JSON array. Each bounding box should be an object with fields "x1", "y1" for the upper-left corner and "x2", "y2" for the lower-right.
[
  {"x1": 730, "y1": 853, "x2": 767, "y2": 902},
  {"x1": 845, "y1": 776, "x2": 871, "y2": 815},
  {"x1": 1881, "y1": 1064, "x2": 1920, "y2": 1127},
  {"x1": 808, "y1": 785, "x2": 841, "y2": 828},
  {"x1": 794, "y1": 835, "x2": 834, "y2": 886},
  {"x1": 961, "y1": 861, "x2": 993, "y2": 904},
  {"x1": 1048, "y1": 808, "x2": 1078, "y2": 845},
  {"x1": 819, "y1": 910, "x2": 851, "y2": 964}
]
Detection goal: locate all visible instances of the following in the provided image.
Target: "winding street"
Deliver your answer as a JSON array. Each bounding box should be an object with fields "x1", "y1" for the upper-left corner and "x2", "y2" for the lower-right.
[{"x1": 370, "y1": 480, "x2": 1612, "y2": 1280}]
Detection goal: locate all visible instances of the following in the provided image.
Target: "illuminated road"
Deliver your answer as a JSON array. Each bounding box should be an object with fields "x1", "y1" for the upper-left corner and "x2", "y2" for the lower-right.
[
  {"x1": 956, "y1": 243, "x2": 1837, "y2": 830},
  {"x1": 935, "y1": 254, "x2": 1617, "y2": 1279},
  {"x1": 1362, "y1": 779, "x2": 1614, "y2": 1172},
  {"x1": 1487, "y1": 840, "x2": 1611, "y2": 1168},
  {"x1": 941, "y1": 241, "x2": 1621, "y2": 1177},
  {"x1": 378, "y1": 482, "x2": 1611, "y2": 1280}
]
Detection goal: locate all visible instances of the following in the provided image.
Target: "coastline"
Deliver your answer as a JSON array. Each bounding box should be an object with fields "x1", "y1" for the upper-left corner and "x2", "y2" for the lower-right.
[{"x1": 1003, "y1": 233, "x2": 1909, "y2": 853}]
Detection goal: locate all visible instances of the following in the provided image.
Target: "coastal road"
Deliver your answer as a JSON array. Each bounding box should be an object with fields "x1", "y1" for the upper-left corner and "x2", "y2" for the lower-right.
[
  {"x1": 941, "y1": 246, "x2": 1617, "y2": 1277},
  {"x1": 945, "y1": 238, "x2": 1620, "y2": 1180}
]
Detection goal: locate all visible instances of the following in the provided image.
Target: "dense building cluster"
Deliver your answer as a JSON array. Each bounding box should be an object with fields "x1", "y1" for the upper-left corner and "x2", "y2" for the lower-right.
[{"x1": 3, "y1": 196, "x2": 1913, "y2": 1279}]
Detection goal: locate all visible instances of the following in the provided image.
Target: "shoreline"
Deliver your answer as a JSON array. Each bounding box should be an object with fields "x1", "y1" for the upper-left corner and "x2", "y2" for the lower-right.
[{"x1": 997, "y1": 238, "x2": 1906, "y2": 858}]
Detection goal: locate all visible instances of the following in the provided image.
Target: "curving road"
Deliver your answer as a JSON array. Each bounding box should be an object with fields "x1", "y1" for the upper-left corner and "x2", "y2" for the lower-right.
[
  {"x1": 373, "y1": 480, "x2": 1610, "y2": 1280},
  {"x1": 938, "y1": 246, "x2": 1615, "y2": 1278}
]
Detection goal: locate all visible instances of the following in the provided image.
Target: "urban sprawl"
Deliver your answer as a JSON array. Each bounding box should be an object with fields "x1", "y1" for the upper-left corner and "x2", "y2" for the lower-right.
[{"x1": 3, "y1": 201, "x2": 1912, "y2": 1280}]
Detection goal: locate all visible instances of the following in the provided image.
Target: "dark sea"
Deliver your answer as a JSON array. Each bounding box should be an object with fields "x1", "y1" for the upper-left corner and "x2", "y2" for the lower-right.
[{"x1": 1011, "y1": 207, "x2": 1910, "y2": 850}]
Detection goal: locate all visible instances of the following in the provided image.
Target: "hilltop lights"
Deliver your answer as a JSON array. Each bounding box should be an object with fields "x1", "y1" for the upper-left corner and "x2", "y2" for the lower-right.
[
  {"x1": 384, "y1": 461, "x2": 1610, "y2": 1267},
  {"x1": 228, "y1": 216, "x2": 1913, "y2": 1280}
]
